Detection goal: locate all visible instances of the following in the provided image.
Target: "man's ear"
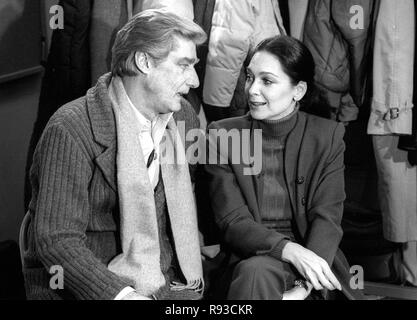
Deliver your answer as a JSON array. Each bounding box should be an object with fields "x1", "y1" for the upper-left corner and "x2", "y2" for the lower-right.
[
  {"x1": 134, "y1": 52, "x2": 151, "y2": 74},
  {"x1": 294, "y1": 81, "x2": 307, "y2": 102}
]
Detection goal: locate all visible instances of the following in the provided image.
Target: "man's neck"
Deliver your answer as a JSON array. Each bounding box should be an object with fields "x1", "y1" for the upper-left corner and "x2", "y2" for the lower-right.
[{"x1": 121, "y1": 76, "x2": 157, "y2": 121}]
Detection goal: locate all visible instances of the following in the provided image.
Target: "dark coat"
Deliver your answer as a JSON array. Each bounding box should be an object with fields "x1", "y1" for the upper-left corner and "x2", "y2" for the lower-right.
[
  {"x1": 303, "y1": 0, "x2": 380, "y2": 122},
  {"x1": 25, "y1": 0, "x2": 93, "y2": 209},
  {"x1": 204, "y1": 111, "x2": 364, "y2": 300}
]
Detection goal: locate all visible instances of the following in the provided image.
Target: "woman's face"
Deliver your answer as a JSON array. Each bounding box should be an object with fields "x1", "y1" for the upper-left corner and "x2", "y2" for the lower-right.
[{"x1": 245, "y1": 51, "x2": 302, "y2": 121}]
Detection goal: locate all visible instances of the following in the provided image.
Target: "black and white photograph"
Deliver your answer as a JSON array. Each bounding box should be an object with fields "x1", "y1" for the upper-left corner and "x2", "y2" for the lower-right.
[{"x1": 1, "y1": 0, "x2": 417, "y2": 311}]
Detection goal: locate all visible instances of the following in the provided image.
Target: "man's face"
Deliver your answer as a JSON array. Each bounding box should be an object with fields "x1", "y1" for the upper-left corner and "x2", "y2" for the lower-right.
[{"x1": 145, "y1": 36, "x2": 200, "y2": 114}]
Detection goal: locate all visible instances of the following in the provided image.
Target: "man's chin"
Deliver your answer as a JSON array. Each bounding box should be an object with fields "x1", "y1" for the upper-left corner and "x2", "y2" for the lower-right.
[{"x1": 164, "y1": 103, "x2": 181, "y2": 114}]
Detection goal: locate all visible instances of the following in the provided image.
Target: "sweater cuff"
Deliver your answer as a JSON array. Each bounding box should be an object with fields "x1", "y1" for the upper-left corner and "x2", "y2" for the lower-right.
[
  {"x1": 114, "y1": 287, "x2": 136, "y2": 300},
  {"x1": 268, "y1": 239, "x2": 291, "y2": 260}
]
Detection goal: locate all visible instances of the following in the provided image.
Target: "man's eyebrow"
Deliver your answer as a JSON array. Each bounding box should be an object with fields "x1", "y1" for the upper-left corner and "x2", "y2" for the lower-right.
[{"x1": 178, "y1": 57, "x2": 200, "y2": 65}]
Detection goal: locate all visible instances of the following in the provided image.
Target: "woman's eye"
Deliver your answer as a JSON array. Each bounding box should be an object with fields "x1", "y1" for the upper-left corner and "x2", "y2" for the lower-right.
[
  {"x1": 246, "y1": 74, "x2": 253, "y2": 82},
  {"x1": 263, "y1": 79, "x2": 272, "y2": 85}
]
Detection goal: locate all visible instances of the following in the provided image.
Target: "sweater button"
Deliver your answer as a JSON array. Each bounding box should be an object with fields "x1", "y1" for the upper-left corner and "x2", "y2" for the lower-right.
[
  {"x1": 301, "y1": 197, "x2": 306, "y2": 206},
  {"x1": 296, "y1": 176, "x2": 305, "y2": 184}
]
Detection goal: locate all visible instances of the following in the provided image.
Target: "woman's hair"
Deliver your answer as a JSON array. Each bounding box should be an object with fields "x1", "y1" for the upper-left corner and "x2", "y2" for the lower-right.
[
  {"x1": 253, "y1": 35, "x2": 331, "y2": 119},
  {"x1": 111, "y1": 9, "x2": 207, "y2": 77}
]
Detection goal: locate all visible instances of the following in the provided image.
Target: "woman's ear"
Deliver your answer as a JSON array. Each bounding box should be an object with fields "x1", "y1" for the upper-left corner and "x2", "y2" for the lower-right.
[
  {"x1": 294, "y1": 81, "x2": 307, "y2": 101},
  {"x1": 134, "y1": 51, "x2": 151, "y2": 74}
]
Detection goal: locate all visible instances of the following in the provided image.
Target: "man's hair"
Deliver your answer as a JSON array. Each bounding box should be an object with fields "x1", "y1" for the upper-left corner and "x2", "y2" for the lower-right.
[{"x1": 111, "y1": 9, "x2": 207, "y2": 77}]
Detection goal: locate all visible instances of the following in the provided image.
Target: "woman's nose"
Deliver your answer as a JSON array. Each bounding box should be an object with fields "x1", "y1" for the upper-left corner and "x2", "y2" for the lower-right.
[{"x1": 247, "y1": 80, "x2": 260, "y2": 96}]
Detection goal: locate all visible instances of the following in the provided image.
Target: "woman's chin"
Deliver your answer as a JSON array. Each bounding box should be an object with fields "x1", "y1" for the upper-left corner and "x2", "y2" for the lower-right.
[{"x1": 249, "y1": 109, "x2": 266, "y2": 120}]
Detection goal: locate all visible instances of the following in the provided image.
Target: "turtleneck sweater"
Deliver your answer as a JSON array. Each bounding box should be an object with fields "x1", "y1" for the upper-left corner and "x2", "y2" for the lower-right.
[{"x1": 257, "y1": 108, "x2": 298, "y2": 259}]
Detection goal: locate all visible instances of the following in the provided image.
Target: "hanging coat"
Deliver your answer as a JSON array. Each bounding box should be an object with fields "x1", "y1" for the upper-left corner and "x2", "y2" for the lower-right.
[
  {"x1": 89, "y1": 0, "x2": 129, "y2": 85},
  {"x1": 367, "y1": 0, "x2": 415, "y2": 135},
  {"x1": 203, "y1": 0, "x2": 286, "y2": 108},
  {"x1": 25, "y1": 0, "x2": 93, "y2": 209},
  {"x1": 303, "y1": 0, "x2": 379, "y2": 122},
  {"x1": 133, "y1": 0, "x2": 194, "y2": 20},
  {"x1": 288, "y1": 0, "x2": 309, "y2": 40}
]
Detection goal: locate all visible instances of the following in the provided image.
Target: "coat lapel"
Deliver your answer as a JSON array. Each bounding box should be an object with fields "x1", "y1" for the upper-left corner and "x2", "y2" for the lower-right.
[
  {"x1": 229, "y1": 115, "x2": 262, "y2": 220},
  {"x1": 250, "y1": 119, "x2": 264, "y2": 211},
  {"x1": 86, "y1": 73, "x2": 117, "y2": 192}
]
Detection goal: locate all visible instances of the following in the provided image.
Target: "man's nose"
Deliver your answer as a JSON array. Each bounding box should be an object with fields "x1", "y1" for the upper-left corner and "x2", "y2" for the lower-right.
[{"x1": 186, "y1": 67, "x2": 200, "y2": 89}]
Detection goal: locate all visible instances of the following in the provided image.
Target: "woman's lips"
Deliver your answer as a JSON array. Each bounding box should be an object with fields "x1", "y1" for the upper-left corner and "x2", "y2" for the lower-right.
[{"x1": 249, "y1": 101, "x2": 266, "y2": 107}]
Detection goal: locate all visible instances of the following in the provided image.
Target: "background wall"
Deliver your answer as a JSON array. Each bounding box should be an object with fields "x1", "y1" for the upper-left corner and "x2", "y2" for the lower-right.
[
  {"x1": 0, "y1": 73, "x2": 42, "y2": 242},
  {"x1": 0, "y1": 0, "x2": 42, "y2": 83},
  {"x1": 0, "y1": 0, "x2": 58, "y2": 242}
]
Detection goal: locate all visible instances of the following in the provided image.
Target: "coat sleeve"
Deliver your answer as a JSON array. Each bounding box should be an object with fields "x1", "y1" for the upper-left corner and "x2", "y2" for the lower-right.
[
  {"x1": 204, "y1": 121, "x2": 290, "y2": 259},
  {"x1": 305, "y1": 123, "x2": 346, "y2": 266},
  {"x1": 32, "y1": 120, "x2": 132, "y2": 300}
]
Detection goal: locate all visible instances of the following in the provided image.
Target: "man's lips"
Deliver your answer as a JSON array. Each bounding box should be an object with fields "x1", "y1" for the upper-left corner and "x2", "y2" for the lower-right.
[{"x1": 176, "y1": 91, "x2": 188, "y2": 97}]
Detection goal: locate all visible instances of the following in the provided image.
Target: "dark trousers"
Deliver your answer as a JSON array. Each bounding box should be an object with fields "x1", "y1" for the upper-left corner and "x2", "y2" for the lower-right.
[{"x1": 227, "y1": 256, "x2": 299, "y2": 300}]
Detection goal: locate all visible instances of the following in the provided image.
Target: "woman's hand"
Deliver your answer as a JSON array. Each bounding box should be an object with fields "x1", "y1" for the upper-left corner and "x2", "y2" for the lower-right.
[{"x1": 281, "y1": 242, "x2": 342, "y2": 291}]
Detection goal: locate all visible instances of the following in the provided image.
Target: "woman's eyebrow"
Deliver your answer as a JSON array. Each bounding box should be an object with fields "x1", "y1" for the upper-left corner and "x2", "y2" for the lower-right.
[
  {"x1": 246, "y1": 68, "x2": 279, "y2": 78},
  {"x1": 259, "y1": 71, "x2": 278, "y2": 77}
]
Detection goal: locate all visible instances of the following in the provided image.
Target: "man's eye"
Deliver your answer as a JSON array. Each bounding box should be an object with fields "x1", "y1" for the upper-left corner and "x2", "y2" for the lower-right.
[{"x1": 180, "y1": 64, "x2": 189, "y2": 70}]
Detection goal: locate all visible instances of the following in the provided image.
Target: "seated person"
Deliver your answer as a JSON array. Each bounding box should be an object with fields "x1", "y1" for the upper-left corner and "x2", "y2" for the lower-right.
[
  {"x1": 204, "y1": 35, "x2": 364, "y2": 300},
  {"x1": 23, "y1": 9, "x2": 207, "y2": 300}
]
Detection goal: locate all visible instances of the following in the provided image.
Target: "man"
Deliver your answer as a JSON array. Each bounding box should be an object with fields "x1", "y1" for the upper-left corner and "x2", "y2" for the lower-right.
[{"x1": 23, "y1": 9, "x2": 207, "y2": 300}]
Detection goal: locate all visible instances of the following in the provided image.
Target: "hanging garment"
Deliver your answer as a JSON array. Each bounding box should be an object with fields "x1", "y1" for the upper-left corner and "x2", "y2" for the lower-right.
[
  {"x1": 193, "y1": 0, "x2": 216, "y2": 117},
  {"x1": 303, "y1": 0, "x2": 379, "y2": 122},
  {"x1": 203, "y1": 0, "x2": 286, "y2": 108},
  {"x1": 367, "y1": 0, "x2": 415, "y2": 135},
  {"x1": 24, "y1": 0, "x2": 93, "y2": 210},
  {"x1": 398, "y1": 0, "x2": 417, "y2": 159},
  {"x1": 401, "y1": 241, "x2": 417, "y2": 286},
  {"x1": 372, "y1": 135, "x2": 417, "y2": 242},
  {"x1": 288, "y1": 0, "x2": 309, "y2": 40},
  {"x1": 133, "y1": 0, "x2": 194, "y2": 20},
  {"x1": 373, "y1": 133, "x2": 417, "y2": 286},
  {"x1": 89, "y1": 0, "x2": 129, "y2": 85},
  {"x1": 278, "y1": 0, "x2": 290, "y2": 33}
]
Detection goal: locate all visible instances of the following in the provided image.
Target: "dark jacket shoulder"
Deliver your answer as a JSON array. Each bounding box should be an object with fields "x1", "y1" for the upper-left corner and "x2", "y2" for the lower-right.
[
  {"x1": 208, "y1": 113, "x2": 252, "y2": 131},
  {"x1": 208, "y1": 112, "x2": 343, "y2": 135},
  {"x1": 44, "y1": 96, "x2": 92, "y2": 142}
]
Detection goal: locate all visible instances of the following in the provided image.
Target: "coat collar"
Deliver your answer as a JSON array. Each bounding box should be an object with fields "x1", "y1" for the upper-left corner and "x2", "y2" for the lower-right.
[
  {"x1": 86, "y1": 73, "x2": 117, "y2": 191},
  {"x1": 86, "y1": 73, "x2": 116, "y2": 148}
]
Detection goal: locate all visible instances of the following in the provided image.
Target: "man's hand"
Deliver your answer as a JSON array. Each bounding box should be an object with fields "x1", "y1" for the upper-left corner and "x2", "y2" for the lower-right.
[{"x1": 281, "y1": 242, "x2": 342, "y2": 291}]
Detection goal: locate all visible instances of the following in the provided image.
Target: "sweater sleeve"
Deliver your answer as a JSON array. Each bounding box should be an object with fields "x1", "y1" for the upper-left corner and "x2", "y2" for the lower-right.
[{"x1": 33, "y1": 121, "x2": 132, "y2": 300}]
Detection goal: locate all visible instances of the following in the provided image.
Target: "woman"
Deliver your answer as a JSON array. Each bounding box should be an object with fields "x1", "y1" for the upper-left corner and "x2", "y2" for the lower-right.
[{"x1": 204, "y1": 35, "x2": 363, "y2": 300}]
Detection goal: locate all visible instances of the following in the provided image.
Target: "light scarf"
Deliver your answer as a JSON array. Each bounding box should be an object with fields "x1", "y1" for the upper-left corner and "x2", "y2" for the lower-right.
[{"x1": 107, "y1": 77, "x2": 203, "y2": 296}]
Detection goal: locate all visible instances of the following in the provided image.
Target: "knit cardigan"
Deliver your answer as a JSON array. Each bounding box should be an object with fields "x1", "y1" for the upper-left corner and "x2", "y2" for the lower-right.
[{"x1": 23, "y1": 73, "x2": 200, "y2": 300}]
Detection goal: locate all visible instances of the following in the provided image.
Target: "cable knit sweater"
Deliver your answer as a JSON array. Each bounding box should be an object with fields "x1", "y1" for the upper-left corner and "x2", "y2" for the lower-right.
[{"x1": 23, "y1": 73, "x2": 200, "y2": 300}]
